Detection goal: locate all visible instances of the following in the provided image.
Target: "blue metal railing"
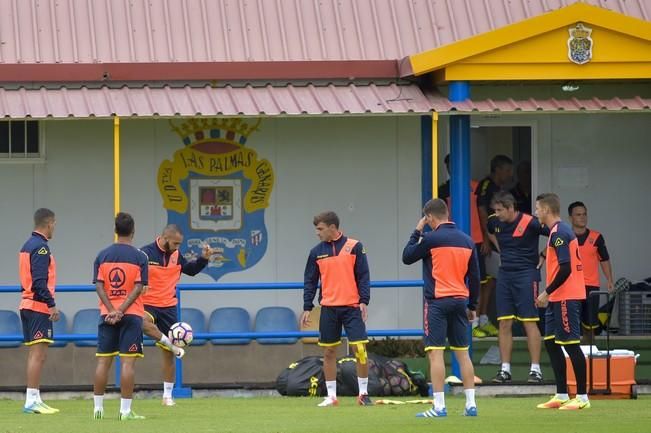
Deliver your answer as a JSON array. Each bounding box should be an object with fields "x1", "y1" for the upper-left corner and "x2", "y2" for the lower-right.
[{"x1": 0, "y1": 280, "x2": 425, "y2": 397}]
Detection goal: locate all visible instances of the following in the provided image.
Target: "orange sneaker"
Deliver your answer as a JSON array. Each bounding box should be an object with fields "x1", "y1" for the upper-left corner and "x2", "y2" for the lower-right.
[{"x1": 536, "y1": 396, "x2": 569, "y2": 409}]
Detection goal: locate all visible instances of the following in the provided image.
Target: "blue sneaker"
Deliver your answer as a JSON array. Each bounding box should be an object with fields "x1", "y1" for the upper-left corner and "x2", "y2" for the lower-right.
[
  {"x1": 464, "y1": 406, "x2": 478, "y2": 417},
  {"x1": 416, "y1": 407, "x2": 447, "y2": 418}
]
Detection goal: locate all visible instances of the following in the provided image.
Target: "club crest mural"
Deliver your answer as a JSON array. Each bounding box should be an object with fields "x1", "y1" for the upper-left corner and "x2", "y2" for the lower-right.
[{"x1": 158, "y1": 118, "x2": 274, "y2": 281}]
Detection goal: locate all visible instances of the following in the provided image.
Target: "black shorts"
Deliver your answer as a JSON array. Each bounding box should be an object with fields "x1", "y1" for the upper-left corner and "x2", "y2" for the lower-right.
[
  {"x1": 581, "y1": 286, "x2": 601, "y2": 330},
  {"x1": 144, "y1": 305, "x2": 178, "y2": 336},
  {"x1": 544, "y1": 300, "x2": 582, "y2": 345},
  {"x1": 496, "y1": 268, "x2": 540, "y2": 322},
  {"x1": 318, "y1": 306, "x2": 367, "y2": 347},
  {"x1": 20, "y1": 309, "x2": 54, "y2": 346},
  {"x1": 423, "y1": 297, "x2": 470, "y2": 351},
  {"x1": 97, "y1": 314, "x2": 144, "y2": 357}
]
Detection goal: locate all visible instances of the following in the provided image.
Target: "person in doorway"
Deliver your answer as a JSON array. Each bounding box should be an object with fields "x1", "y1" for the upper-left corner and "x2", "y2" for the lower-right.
[
  {"x1": 568, "y1": 201, "x2": 614, "y2": 341},
  {"x1": 535, "y1": 194, "x2": 590, "y2": 411},
  {"x1": 402, "y1": 198, "x2": 480, "y2": 417},
  {"x1": 140, "y1": 224, "x2": 216, "y2": 406},
  {"x1": 301, "y1": 211, "x2": 371, "y2": 407},
  {"x1": 475, "y1": 155, "x2": 514, "y2": 337},
  {"x1": 487, "y1": 192, "x2": 546, "y2": 384},
  {"x1": 19, "y1": 208, "x2": 60, "y2": 414}
]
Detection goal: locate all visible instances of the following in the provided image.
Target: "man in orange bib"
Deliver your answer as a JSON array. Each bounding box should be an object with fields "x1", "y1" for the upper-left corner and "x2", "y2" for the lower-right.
[{"x1": 301, "y1": 211, "x2": 371, "y2": 407}]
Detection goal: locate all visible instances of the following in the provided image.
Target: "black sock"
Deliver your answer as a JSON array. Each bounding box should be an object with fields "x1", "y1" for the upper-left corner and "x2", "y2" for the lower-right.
[
  {"x1": 565, "y1": 343, "x2": 587, "y2": 395},
  {"x1": 545, "y1": 339, "x2": 567, "y2": 394}
]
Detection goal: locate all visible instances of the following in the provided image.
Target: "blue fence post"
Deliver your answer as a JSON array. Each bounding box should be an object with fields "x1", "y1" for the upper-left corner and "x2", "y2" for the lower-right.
[
  {"x1": 173, "y1": 284, "x2": 192, "y2": 398},
  {"x1": 448, "y1": 81, "x2": 472, "y2": 381}
]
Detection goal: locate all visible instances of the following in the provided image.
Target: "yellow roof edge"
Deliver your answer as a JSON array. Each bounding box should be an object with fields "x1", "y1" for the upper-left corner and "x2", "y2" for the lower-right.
[{"x1": 408, "y1": 2, "x2": 651, "y2": 77}]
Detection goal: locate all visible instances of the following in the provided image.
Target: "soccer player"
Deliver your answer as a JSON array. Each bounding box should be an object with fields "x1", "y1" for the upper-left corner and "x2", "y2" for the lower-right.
[
  {"x1": 140, "y1": 224, "x2": 215, "y2": 406},
  {"x1": 535, "y1": 194, "x2": 590, "y2": 410},
  {"x1": 301, "y1": 211, "x2": 371, "y2": 407},
  {"x1": 439, "y1": 154, "x2": 486, "y2": 336},
  {"x1": 474, "y1": 155, "x2": 514, "y2": 337},
  {"x1": 568, "y1": 201, "x2": 614, "y2": 340},
  {"x1": 19, "y1": 208, "x2": 60, "y2": 414},
  {"x1": 92, "y1": 212, "x2": 148, "y2": 420},
  {"x1": 487, "y1": 192, "x2": 545, "y2": 384},
  {"x1": 402, "y1": 199, "x2": 480, "y2": 417}
]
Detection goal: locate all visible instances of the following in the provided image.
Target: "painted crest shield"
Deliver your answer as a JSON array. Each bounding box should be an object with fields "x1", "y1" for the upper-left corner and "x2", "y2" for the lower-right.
[{"x1": 568, "y1": 23, "x2": 593, "y2": 65}]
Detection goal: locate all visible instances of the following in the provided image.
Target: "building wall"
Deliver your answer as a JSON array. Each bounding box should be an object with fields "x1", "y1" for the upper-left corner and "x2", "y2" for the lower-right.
[{"x1": 0, "y1": 116, "x2": 425, "y2": 331}]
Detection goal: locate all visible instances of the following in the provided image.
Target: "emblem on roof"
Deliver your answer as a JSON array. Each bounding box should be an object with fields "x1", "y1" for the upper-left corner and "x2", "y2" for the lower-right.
[{"x1": 568, "y1": 23, "x2": 593, "y2": 65}]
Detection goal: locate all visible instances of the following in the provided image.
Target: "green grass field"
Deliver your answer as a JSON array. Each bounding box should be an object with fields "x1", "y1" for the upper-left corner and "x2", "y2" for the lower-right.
[{"x1": 0, "y1": 396, "x2": 649, "y2": 433}]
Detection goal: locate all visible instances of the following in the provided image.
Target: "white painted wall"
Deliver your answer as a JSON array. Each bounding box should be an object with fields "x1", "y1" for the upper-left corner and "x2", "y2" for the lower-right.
[{"x1": 0, "y1": 116, "x2": 425, "y2": 330}]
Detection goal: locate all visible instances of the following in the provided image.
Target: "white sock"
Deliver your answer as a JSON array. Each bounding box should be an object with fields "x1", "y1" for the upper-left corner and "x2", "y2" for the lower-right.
[
  {"x1": 120, "y1": 398, "x2": 132, "y2": 415},
  {"x1": 556, "y1": 393, "x2": 569, "y2": 400},
  {"x1": 326, "y1": 380, "x2": 337, "y2": 398},
  {"x1": 163, "y1": 382, "x2": 174, "y2": 399},
  {"x1": 472, "y1": 318, "x2": 479, "y2": 329},
  {"x1": 159, "y1": 334, "x2": 174, "y2": 349},
  {"x1": 358, "y1": 377, "x2": 368, "y2": 395},
  {"x1": 25, "y1": 388, "x2": 39, "y2": 406},
  {"x1": 577, "y1": 394, "x2": 589, "y2": 403},
  {"x1": 433, "y1": 392, "x2": 445, "y2": 410},
  {"x1": 501, "y1": 363, "x2": 511, "y2": 373},
  {"x1": 35, "y1": 389, "x2": 43, "y2": 404},
  {"x1": 93, "y1": 395, "x2": 104, "y2": 411},
  {"x1": 530, "y1": 363, "x2": 541, "y2": 373},
  {"x1": 464, "y1": 388, "x2": 476, "y2": 409},
  {"x1": 479, "y1": 315, "x2": 489, "y2": 326}
]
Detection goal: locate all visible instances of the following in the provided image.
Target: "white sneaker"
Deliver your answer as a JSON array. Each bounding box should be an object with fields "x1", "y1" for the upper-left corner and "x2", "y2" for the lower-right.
[
  {"x1": 317, "y1": 396, "x2": 339, "y2": 407},
  {"x1": 161, "y1": 397, "x2": 176, "y2": 407},
  {"x1": 174, "y1": 347, "x2": 185, "y2": 359}
]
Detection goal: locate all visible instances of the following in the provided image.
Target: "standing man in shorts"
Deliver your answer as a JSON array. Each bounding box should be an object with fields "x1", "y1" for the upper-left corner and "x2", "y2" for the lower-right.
[
  {"x1": 403, "y1": 199, "x2": 480, "y2": 418},
  {"x1": 301, "y1": 211, "x2": 371, "y2": 407},
  {"x1": 92, "y1": 212, "x2": 148, "y2": 421},
  {"x1": 19, "y1": 208, "x2": 60, "y2": 414},
  {"x1": 535, "y1": 194, "x2": 590, "y2": 411}
]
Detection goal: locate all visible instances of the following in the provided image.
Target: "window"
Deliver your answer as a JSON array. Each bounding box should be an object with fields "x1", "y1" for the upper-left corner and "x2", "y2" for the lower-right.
[{"x1": 0, "y1": 120, "x2": 41, "y2": 159}]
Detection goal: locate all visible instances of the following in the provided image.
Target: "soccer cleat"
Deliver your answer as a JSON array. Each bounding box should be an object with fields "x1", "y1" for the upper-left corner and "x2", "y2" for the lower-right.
[
  {"x1": 119, "y1": 411, "x2": 146, "y2": 420},
  {"x1": 357, "y1": 394, "x2": 373, "y2": 406},
  {"x1": 472, "y1": 327, "x2": 488, "y2": 338},
  {"x1": 317, "y1": 396, "x2": 339, "y2": 407},
  {"x1": 492, "y1": 370, "x2": 512, "y2": 384},
  {"x1": 528, "y1": 370, "x2": 544, "y2": 384},
  {"x1": 23, "y1": 402, "x2": 57, "y2": 415},
  {"x1": 174, "y1": 347, "x2": 185, "y2": 359},
  {"x1": 464, "y1": 406, "x2": 478, "y2": 417},
  {"x1": 161, "y1": 397, "x2": 176, "y2": 406},
  {"x1": 93, "y1": 409, "x2": 104, "y2": 420},
  {"x1": 536, "y1": 396, "x2": 570, "y2": 409},
  {"x1": 416, "y1": 407, "x2": 447, "y2": 418},
  {"x1": 559, "y1": 398, "x2": 591, "y2": 411},
  {"x1": 480, "y1": 322, "x2": 499, "y2": 337},
  {"x1": 38, "y1": 402, "x2": 60, "y2": 413}
]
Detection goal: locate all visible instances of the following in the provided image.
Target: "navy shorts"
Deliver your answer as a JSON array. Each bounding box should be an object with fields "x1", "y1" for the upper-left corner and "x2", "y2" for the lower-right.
[
  {"x1": 581, "y1": 286, "x2": 601, "y2": 330},
  {"x1": 423, "y1": 297, "x2": 470, "y2": 351},
  {"x1": 544, "y1": 300, "x2": 582, "y2": 344},
  {"x1": 144, "y1": 305, "x2": 178, "y2": 336},
  {"x1": 97, "y1": 314, "x2": 144, "y2": 357},
  {"x1": 496, "y1": 268, "x2": 540, "y2": 322},
  {"x1": 20, "y1": 309, "x2": 54, "y2": 345},
  {"x1": 318, "y1": 306, "x2": 367, "y2": 346}
]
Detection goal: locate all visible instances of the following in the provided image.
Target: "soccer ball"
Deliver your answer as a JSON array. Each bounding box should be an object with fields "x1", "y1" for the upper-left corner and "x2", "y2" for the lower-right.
[{"x1": 169, "y1": 322, "x2": 193, "y2": 347}]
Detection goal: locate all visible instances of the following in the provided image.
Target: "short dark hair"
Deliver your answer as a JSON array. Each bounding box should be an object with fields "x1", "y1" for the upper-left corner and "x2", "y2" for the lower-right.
[
  {"x1": 162, "y1": 224, "x2": 183, "y2": 236},
  {"x1": 568, "y1": 201, "x2": 586, "y2": 216},
  {"x1": 33, "y1": 208, "x2": 55, "y2": 228},
  {"x1": 491, "y1": 191, "x2": 516, "y2": 210},
  {"x1": 313, "y1": 211, "x2": 339, "y2": 229},
  {"x1": 490, "y1": 154, "x2": 513, "y2": 173},
  {"x1": 444, "y1": 154, "x2": 450, "y2": 166},
  {"x1": 423, "y1": 198, "x2": 449, "y2": 218},
  {"x1": 115, "y1": 212, "x2": 135, "y2": 237},
  {"x1": 536, "y1": 193, "x2": 561, "y2": 216}
]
